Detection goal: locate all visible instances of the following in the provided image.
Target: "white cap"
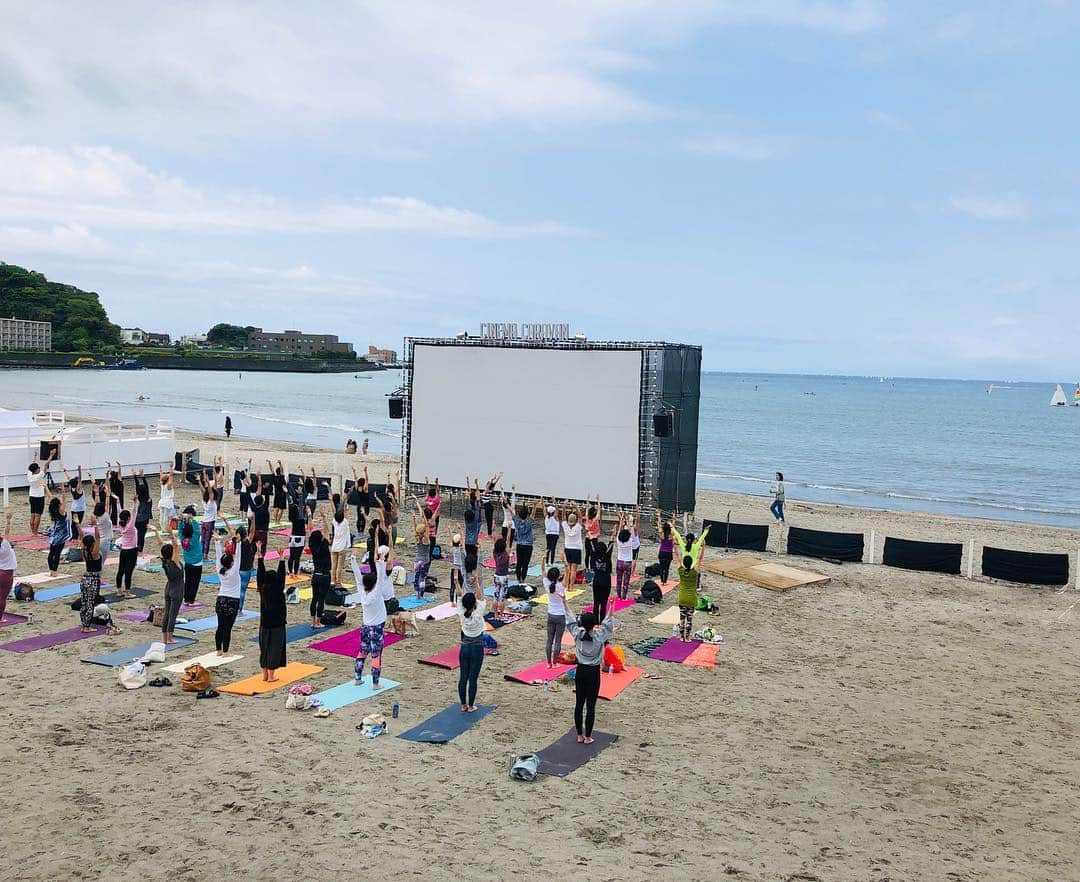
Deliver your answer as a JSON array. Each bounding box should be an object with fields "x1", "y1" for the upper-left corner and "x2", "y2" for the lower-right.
[{"x1": 547, "y1": 505, "x2": 555, "y2": 515}]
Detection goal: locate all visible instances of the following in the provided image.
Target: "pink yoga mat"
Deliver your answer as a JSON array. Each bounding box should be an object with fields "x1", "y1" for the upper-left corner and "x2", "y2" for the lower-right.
[
  {"x1": 504, "y1": 661, "x2": 573, "y2": 685},
  {"x1": 22, "y1": 540, "x2": 53, "y2": 551},
  {"x1": 308, "y1": 628, "x2": 405, "y2": 657},
  {"x1": 582, "y1": 597, "x2": 635, "y2": 615},
  {"x1": 0, "y1": 613, "x2": 29, "y2": 628},
  {"x1": 0, "y1": 625, "x2": 107, "y2": 653},
  {"x1": 482, "y1": 555, "x2": 516, "y2": 569},
  {"x1": 648, "y1": 637, "x2": 702, "y2": 663},
  {"x1": 8, "y1": 534, "x2": 43, "y2": 543},
  {"x1": 418, "y1": 646, "x2": 461, "y2": 669}
]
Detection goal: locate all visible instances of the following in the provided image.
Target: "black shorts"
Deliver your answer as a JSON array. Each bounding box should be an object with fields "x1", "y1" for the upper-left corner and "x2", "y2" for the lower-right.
[
  {"x1": 29, "y1": 496, "x2": 44, "y2": 515},
  {"x1": 565, "y1": 548, "x2": 582, "y2": 565}
]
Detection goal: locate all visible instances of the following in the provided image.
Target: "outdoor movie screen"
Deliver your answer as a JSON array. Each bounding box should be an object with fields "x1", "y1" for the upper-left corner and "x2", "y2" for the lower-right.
[{"x1": 407, "y1": 344, "x2": 642, "y2": 504}]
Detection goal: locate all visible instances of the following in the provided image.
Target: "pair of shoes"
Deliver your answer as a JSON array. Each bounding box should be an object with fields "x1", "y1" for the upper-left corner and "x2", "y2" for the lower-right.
[
  {"x1": 314, "y1": 707, "x2": 332, "y2": 718},
  {"x1": 195, "y1": 689, "x2": 220, "y2": 699},
  {"x1": 148, "y1": 676, "x2": 172, "y2": 687}
]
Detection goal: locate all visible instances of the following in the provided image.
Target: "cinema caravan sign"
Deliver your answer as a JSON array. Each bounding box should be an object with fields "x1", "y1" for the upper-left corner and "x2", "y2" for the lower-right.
[{"x1": 478, "y1": 323, "x2": 571, "y2": 342}]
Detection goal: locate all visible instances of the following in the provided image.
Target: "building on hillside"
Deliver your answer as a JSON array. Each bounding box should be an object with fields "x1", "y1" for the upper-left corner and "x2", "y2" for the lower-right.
[
  {"x1": 367, "y1": 345, "x2": 397, "y2": 365},
  {"x1": 0, "y1": 317, "x2": 52, "y2": 351},
  {"x1": 179, "y1": 334, "x2": 208, "y2": 347},
  {"x1": 247, "y1": 327, "x2": 354, "y2": 355},
  {"x1": 145, "y1": 332, "x2": 171, "y2": 345},
  {"x1": 120, "y1": 328, "x2": 145, "y2": 344}
]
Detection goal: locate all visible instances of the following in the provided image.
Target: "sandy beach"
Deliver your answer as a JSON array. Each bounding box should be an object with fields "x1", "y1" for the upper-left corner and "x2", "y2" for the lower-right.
[{"x1": 0, "y1": 429, "x2": 1078, "y2": 882}]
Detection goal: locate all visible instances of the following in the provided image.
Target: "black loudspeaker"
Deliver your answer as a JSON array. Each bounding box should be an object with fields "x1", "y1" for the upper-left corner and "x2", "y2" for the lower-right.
[
  {"x1": 388, "y1": 397, "x2": 404, "y2": 419},
  {"x1": 653, "y1": 412, "x2": 673, "y2": 437},
  {"x1": 39, "y1": 440, "x2": 61, "y2": 460},
  {"x1": 174, "y1": 452, "x2": 184, "y2": 471}
]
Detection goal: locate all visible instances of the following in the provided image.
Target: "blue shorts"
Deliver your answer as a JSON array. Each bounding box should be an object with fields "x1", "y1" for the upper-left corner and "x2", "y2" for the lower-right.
[{"x1": 565, "y1": 548, "x2": 582, "y2": 565}]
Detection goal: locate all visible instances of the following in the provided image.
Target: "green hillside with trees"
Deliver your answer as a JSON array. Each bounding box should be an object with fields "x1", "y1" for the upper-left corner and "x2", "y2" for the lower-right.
[{"x1": 0, "y1": 262, "x2": 120, "y2": 350}]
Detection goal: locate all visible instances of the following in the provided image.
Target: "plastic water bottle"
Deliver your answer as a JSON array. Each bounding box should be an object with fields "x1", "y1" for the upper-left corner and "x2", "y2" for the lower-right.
[{"x1": 392, "y1": 702, "x2": 399, "y2": 719}]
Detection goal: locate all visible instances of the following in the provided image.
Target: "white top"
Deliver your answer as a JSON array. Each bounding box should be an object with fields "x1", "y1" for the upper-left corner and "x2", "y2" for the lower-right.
[
  {"x1": 501, "y1": 504, "x2": 514, "y2": 528},
  {"x1": 214, "y1": 540, "x2": 242, "y2": 598},
  {"x1": 0, "y1": 538, "x2": 16, "y2": 571},
  {"x1": 631, "y1": 530, "x2": 641, "y2": 551},
  {"x1": 457, "y1": 597, "x2": 488, "y2": 638},
  {"x1": 331, "y1": 518, "x2": 351, "y2": 552},
  {"x1": 203, "y1": 499, "x2": 218, "y2": 524},
  {"x1": 562, "y1": 521, "x2": 583, "y2": 550},
  {"x1": 96, "y1": 513, "x2": 114, "y2": 544},
  {"x1": 544, "y1": 514, "x2": 560, "y2": 535},
  {"x1": 350, "y1": 557, "x2": 388, "y2": 625},
  {"x1": 543, "y1": 578, "x2": 566, "y2": 616},
  {"x1": 159, "y1": 482, "x2": 174, "y2": 510},
  {"x1": 616, "y1": 537, "x2": 634, "y2": 563},
  {"x1": 27, "y1": 470, "x2": 45, "y2": 498},
  {"x1": 375, "y1": 559, "x2": 395, "y2": 601}
]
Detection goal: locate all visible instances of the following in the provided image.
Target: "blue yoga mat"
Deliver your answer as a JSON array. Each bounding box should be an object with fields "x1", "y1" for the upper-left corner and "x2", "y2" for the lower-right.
[
  {"x1": 248, "y1": 620, "x2": 342, "y2": 645},
  {"x1": 398, "y1": 704, "x2": 496, "y2": 743},
  {"x1": 313, "y1": 676, "x2": 400, "y2": 711},
  {"x1": 176, "y1": 609, "x2": 258, "y2": 632},
  {"x1": 33, "y1": 582, "x2": 84, "y2": 602},
  {"x1": 397, "y1": 595, "x2": 435, "y2": 611},
  {"x1": 201, "y1": 573, "x2": 220, "y2": 585},
  {"x1": 82, "y1": 636, "x2": 196, "y2": 667}
]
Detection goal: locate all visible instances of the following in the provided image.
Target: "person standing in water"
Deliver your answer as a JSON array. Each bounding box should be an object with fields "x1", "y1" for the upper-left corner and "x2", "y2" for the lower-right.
[{"x1": 770, "y1": 472, "x2": 785, "y2": 524}]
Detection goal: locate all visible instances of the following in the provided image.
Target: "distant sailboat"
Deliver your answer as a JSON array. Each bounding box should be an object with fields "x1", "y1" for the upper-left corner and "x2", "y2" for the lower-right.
[
  {"x1": 1051, "y1": 384, "x2": 1068, "y2": 406},
  {"x1": 1074, "y1": 383, "x2": 1080, "y2": 406}
]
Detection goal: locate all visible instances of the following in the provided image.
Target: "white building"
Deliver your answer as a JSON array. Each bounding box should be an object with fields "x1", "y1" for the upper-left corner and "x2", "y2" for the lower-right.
[
  {"x1": 0, "y1": 317, "x2": 52, "y2": 351},
  {"x1": 179, "y1": 334, "x2": 208, "y2": 347},
  {"x1": 120, "y1": 327, "x2": 146, "y2": 344}
]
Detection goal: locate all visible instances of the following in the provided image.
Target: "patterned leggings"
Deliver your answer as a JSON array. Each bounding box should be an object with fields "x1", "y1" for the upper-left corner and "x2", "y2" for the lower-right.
[
  {"x1": 616, "y1": 560, "x2": 632, "y2": 599},
  {"x1": 80, "y1": 573, "x2": 100, "y2": 627},
  {"x1": 414, "y1": 560, "x2": 430, "y2": 599},
  {"x1": 678, "y1": 605, "x2": 694, "y2": 641}
]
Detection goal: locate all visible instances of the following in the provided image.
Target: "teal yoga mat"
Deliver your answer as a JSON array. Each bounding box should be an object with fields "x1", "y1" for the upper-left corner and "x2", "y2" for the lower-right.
[
  {"x1": 397, "y1": 595, "x2": 435, "y2": 611},
  {"x1": 176, "y1": 609, "x2": 258, "y2": 632},
  {"x1": 398, "y1": 704, "x2": 496, "y2": 743},
  {"x1": 313, "y1": 676, "x2": 400, "y2": 710},
  {"x1": 82, "y1": 636, "x2": 196, "y2": 667}
]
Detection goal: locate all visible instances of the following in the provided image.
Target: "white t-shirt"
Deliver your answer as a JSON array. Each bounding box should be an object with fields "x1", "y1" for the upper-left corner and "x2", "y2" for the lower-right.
[
  {"x1": 159, "y1": 482, "x2": 174, "y2": 510},
  {"x1": 543, "y1": 578, "x2": 566, "y2": 616},
  {"x1": 27, "y1": 470, "x2": 44, "y2": 498},
  {"x1": 0, "y1": 538, "x2": 16, "y2": 571},
  {"x1": 359, "y1": 585, "x2": 387, "y2": 626},
  {"x1": 376, "y1": 559, "x2": 395, "y2": 601},
  {"x1": 331, "y1": 518, "x2": 351, "y2": 552},
  {"x1": 203, "y1": 500, "x2": 218, "y2": 524},
  {"x1": 215, "y1": 541, "x2": 242, "y2": 599},
  {"x1": 616, "y1": 537, "x2": 634, "y2": 563},
  {"x1": 458, "y1": 597, "x2": 488, "y2": 638},
  {"x1": 562, "y1": 521, "x2": 583, "y2": 550},
  {"x1": 544, "y1": 515, "x2": 560, "y2": 535}
]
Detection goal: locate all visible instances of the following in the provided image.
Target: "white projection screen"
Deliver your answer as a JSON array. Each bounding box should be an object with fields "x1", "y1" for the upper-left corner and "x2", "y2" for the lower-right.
[{"x1": 407, "y1": 344, "x2": 642, "y2": 504}]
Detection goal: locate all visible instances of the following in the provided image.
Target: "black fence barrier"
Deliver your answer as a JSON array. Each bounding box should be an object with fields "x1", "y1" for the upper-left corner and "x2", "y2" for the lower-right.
[
  {"x1": 882, "y1": 537, "x2": 963, "y2": 575},
  {"x1": 982, "y1": 546, "x2": 1069, "y2": 586},
  {"x1": 702, "y1": 519, "x2": 770, "y2": 552},
  {"x1": 787, "y1": 526, "x2": 864, "y2": 562}
]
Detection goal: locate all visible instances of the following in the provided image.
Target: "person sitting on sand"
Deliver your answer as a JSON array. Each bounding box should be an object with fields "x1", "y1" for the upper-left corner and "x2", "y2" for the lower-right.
[
  {"x1": 563, "y1": 599, "x2": 617, "y2": 745},
  {"x1": 456, "y1": 590, "x2": 487, "y2": 712},
  {"x1": 257, "y1": 542, "x2": 287, "y2": 681},
  {"x1": 349, "y1": 555, "x2": 388, "y2": 689}
]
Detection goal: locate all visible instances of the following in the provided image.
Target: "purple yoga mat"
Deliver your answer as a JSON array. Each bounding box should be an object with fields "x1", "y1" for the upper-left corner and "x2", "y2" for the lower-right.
[
  {"x1": 648, "y1": 637, "x2": 702, "y2": 664},
  {"x1": 309, "y1": 628, "x2": 405, "y2": 657},
  {"x1": 0, "y1": 625, "x2": 107, "y2": 653},
  {"x1": 0, "y1": 613, "x2": 29, "y2": 629}
]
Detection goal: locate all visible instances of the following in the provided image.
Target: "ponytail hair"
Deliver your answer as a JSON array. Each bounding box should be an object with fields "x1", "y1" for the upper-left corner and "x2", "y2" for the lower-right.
[{"x1": 462, "y1": 592, "x2": 477, "y2": 619}]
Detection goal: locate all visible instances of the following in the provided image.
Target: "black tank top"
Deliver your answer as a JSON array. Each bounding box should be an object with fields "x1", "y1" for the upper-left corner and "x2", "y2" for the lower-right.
[{"x1": 85, "y1": 553, "x2": 103, "y2": 573}]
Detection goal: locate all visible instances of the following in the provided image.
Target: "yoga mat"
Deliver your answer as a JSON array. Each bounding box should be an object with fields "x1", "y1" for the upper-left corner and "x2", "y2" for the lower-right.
[
  {"x1": 119, "y1": 609, "x2": 154, "y2": 623},
  {"x1": 312, "y1": 676, "x2": 400, "y2": 710},
  {"x1": 31, "y1": 582, "x2": 84, "y2": 602},
  {"x1": 532, "y1": 588, "x2": 584, "y2": 604},
  {"x1": 176, "y1": 609, "x2": 259, "y2": 632},
  {"x1": 397, "y1": 595, "x2": 435, "y2": 611},
  {"x1": 0, "y1": 625, "x2": 106, "y2": 653},
  {"x1": 684, "y1": 643, "x2": 720, "y2": 668},
  {"x1": 398, "y1": 704, "x2": 495, "y2": 744},
  {"x1": 482, "y1": 555, "x2": 516, "y2": 569},
  {"x1": 418, "y1": 646, "x2": 461, "y2": 669},
  {"x1": 649, "y1": 637, "x2": 701, "y2": 663},
  {"x1": 505, "y1": 661, "x2": 573, "y2": 685},
  {"x1": 82, "y1": 637, "x2": 196, "y2": 667},
  {"x1": 647, "y1": 606, "x2": 680, "y2": 626},
  {"x1": 658, "y1": 579, "x2": 679, "y2": 595},
  {"x1": 201, "y1": 573, "x2": 220, "y2": 585},
  {"x1": 414, "y1": 601, "x2": 458, "y2": 622},
  {"x1": 483, "y1": 612, "x2": 526, "y2": 629},
  {"x1": 0, "y1": 613, "x2": 29, "y2": 628},
  {"x1": 308, "y1": 628, "x2": 404, "y2": 657},
  {"x1": 598, "y1": 665, "x2": 644, "y2": 701},
  {"x1": 161, "y1": 650, "x2": 243, "y2": 674},
  {"x1": 7, "y1": 533, "x2": 42, "y2": 542},
  {"x1": 17, "y1": 571, "x2": 66, "y2": 586},
  {"x1": 22, "y1": 539, "x2": 52, "y2": 551},
  {"x1": 285, "y1": 574, "x2": 309, "y2": 586},
  {"x1": 98, "y1": 587, "x2": 154, "y2": 604},
  {"x1": 582, "y1": 597, "x2": 635, "y2": 615},
  {"x1": 536, "y1": 729, "x2": 618, "y2": 777},
  {"x1": 248, "y1": 620, "x2": 343, "y2": 645},
  {"x1": 218, "y1": 662, "x2": 326, "y2": 696}
]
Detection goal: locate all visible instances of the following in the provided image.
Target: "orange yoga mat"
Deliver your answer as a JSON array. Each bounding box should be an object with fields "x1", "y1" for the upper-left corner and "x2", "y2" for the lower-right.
[
  {"x1": 683, "y1": 643, "x2": 719, "y2": 668},
  {"x1": 598, "y1": 665, "x2": 644, "y2": 701},
  {"x1": 285, "y1": 574, "x2": 310, "y2": 586},
  {"x1": 218, "y1": 662, "x2": 326, "y2": 696}
]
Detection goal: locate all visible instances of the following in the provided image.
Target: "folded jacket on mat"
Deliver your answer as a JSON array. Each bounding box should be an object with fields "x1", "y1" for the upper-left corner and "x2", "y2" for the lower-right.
[{"x1": 218, "y1": 662, "x2": 326, "y2": 696}]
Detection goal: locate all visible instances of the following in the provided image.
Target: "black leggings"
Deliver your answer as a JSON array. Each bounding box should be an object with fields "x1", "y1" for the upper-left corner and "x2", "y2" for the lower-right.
[
  {"x1": 483, "y1": 502, "x2": 494, "y2": 536},
  {"x1": 658, "y1": 552, "x2": 673, "y2": 584},
  {"x1": 515, "y1": 544, "x2": 533, "y2": 583},
  {"x1": 310, "y1": 574, "x2": 329, "y2": 620},
  {"x1": 458, "y1": 640, "x2": 483, "y2": 707},
  {"x1": 183, "y1": 564, "x2": 202, "y2": 604},
  {"x1": 545, "y1": 534, "x2": 558, "y2": 566},
  {"x1": 574, "y1": 663, "x2": 601, "y2": 738},
  {"x1": 136, "y1": 521, "x2": 149, "y2": 552},
  {"x1": 288, "y1": 545, "x2": 303, "y2": 574},
  {"x1": 47, "y1": 542, "x2": 65, "y2": 573},
  {"x1": 592, "y1": 583, "x2": 611, "y2": 623},
  {"x1": 115, "y1": 547, "x2": 138, "y2": 591},
  {"x1": 215, "y1": 595, "x2": 240, "y2": 651}
]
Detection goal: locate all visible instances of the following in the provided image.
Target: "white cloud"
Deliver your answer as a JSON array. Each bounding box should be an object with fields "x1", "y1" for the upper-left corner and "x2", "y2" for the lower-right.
[
  {"x1": 0, "y1": 145, "x2": 577, "y2": 239},
  {"x1": 0, "y1": 222, "x2": 111, "y2": 257},
  {"x1": 685, "y1": 132, "x2": 800, "y2": 160},
  {"x1": 949, "y1": 194, "x2": 1030, "y2": 221}
]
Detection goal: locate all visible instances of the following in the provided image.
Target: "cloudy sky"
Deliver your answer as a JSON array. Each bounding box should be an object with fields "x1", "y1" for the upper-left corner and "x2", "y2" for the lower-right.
[{"x1": 1, "y1": 1, "x2": 1078, "y2": 379}]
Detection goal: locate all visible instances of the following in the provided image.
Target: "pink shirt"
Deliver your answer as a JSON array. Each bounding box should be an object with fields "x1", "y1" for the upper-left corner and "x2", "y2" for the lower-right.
[
  {"x1": 118, "y1": 520, "x2": 138, "y2": 550},
  {"x1": 427, "y1": 493, "x2": 442, "y2": 518},
  {"x1": 585, "y1": 517, "x2": 600, "y2": 540}
]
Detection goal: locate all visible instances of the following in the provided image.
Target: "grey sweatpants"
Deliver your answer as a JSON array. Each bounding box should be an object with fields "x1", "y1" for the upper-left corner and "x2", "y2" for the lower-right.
[
  {"x1": 162, "y1": 589, "x2": 183, "y2": 634},
  {"x1": 545, "y1": 614, "x2": 566, "y2": 665}
]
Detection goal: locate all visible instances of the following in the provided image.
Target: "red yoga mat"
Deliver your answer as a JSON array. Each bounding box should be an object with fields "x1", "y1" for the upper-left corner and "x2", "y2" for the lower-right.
[{"x1": 504, "y1": 661, "x2": 573, "y2": 684}]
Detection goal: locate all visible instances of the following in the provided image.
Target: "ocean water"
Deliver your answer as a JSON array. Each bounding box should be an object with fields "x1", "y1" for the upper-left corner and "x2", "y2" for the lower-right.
[{"x1": 1, "y1": 368, "x2": 1077, "y2": 526}]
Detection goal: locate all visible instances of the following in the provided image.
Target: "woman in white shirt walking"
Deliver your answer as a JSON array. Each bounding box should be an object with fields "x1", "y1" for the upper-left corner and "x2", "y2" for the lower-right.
[
  {"x1": 770, "y1": 471, "x2": 786, "y2": 524},
  {"x1": 456, "y1": 590, "x2": 487, "y2": 712}
]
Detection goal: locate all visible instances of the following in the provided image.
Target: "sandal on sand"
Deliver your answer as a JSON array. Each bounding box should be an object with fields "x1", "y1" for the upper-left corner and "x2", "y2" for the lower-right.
[
  {"x1": 148, "y1": 676, "x2": 172, "y2": 687},
  {"x1": 196, "y1": 689, "x2": 220, "y2": 699},
  {"x1": 314, "y1": 707, "x2": 332, "y2": 718}
]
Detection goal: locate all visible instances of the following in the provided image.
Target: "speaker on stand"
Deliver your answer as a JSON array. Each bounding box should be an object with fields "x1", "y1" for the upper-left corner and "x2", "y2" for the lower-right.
[
  {"x1": 388, "y1": 397, "x2": 404, "y2": 420},
  {"x1": 653, "y1": 411, "x2": 673, "y2": 437}
]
